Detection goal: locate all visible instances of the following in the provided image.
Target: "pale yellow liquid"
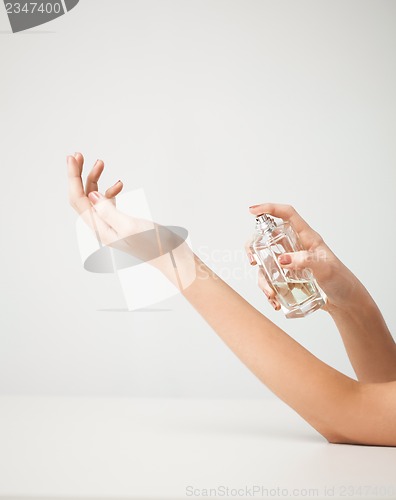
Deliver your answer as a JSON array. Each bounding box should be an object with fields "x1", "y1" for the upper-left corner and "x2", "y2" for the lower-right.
[{"x1": 272, "y1": 279, "x2": 317, "y2": 307}]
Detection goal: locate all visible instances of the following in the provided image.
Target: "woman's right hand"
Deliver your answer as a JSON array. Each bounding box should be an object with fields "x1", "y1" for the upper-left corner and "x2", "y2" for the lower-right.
[{"x1": 246, "y1": 203, "x2": 359, "y2": 313}]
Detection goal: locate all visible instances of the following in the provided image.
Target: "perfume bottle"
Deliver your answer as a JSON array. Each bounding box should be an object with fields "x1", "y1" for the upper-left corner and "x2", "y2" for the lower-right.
[{"x1": 250, "y1": 214, "x2": 326, "y2": 319}]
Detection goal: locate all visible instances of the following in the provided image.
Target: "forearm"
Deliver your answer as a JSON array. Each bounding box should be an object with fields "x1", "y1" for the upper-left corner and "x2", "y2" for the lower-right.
[
  {"x1": 163, "y1": 247, "x2": 359, "y2": 442},
  {"x1": 327, "y1": 266, "x2": 396, "y2": 382},
  {"x1": 147, "y1": 230, "x2": 396, "y2": 384}
]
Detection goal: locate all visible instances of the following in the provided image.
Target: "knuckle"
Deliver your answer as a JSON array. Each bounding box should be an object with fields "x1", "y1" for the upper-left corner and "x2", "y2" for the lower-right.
[
  {"x1": 285, "y1": 204, "x2": 295, "y2": 215},
  {"x1": 311, "y1": 231, "x2": 324, "y2": 246},
  {"x1": 264, "y1": 203, "x2": 274, "y2": 214},
  {"x1": 86, "y1": 172, "x2": 96, "y2": 182},
  {"x1": 315, "y1": 234, "x2": 324, "y2": 245}
]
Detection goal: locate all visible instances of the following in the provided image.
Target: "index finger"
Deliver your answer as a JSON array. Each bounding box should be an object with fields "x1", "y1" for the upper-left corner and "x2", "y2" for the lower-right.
[{"x1": 249, "y1": 203, "x2": 313, "y2": 235}]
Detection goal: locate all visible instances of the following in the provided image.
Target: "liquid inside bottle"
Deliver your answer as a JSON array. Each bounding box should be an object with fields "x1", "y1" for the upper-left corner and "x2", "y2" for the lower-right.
[{"x1": 272, "y1": 279, "x2": 318, "y2": 308}]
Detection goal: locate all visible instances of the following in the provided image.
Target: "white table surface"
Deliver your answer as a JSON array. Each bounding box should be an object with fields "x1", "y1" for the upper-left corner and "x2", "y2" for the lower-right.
[{"x1": 0, "y1": 397, "x2": 395, "y2": 500}]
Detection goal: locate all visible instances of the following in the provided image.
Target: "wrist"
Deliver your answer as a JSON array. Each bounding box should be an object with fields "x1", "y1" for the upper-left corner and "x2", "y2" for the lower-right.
[
  {"x1": 325, "y1": 265, "x2": 374, "y2": 317},
  {"x1": 151, "y1": 241, "x2": 198, "y2": 290},
  {"x1": 318, "y1": 257, "x2": 368, "y2": 315}
]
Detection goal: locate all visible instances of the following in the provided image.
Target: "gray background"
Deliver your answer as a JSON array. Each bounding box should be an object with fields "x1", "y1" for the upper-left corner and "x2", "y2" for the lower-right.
[{"x1": 0, "y1": 0, "x2": 395, "y2": 398}]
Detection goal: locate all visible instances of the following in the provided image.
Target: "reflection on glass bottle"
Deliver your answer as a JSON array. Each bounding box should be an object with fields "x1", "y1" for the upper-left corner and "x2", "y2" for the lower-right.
[{"x1": 250, "y1": 213, "x2": 326, "y2": 319}]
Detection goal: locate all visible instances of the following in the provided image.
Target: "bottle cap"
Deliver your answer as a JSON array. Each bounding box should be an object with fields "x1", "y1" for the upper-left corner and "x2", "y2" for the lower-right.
[
  {"x1": 255, "y1": 213, "x2": 273, "y2": 224},
  {"x1": 255, "y1": 213, "x2": 277, "y2": 232}
]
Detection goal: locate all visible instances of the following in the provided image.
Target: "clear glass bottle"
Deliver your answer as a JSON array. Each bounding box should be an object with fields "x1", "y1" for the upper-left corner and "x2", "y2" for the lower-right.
[{"x1": 250, "y1": 213, "x2": 326, "y2": 319}]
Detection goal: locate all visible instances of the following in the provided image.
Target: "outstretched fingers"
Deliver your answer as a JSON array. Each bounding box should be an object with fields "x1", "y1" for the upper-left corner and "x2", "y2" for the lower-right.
[
  {"x1": 67, "y1": 155, "x2": 91, "y2": 215},
  {"x1": 74, "y1": 152, "x2": 84, "y2": 172},
  {"x1": 105, "y1": 180, "x2": 124, "y2": 200},
  {"x1": 85, "y1": 159, "x2": 105, "y2": 195},
  {"x1": 84, "y1": 158, "x2": 124, "y2": 203},
  {"x1": 67, "y1": 153, "x2": 119, "y2": 245}
]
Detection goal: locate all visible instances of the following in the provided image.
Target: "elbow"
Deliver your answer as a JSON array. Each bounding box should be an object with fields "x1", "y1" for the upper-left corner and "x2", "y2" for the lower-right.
[
  {"x1": 311, "y1": 421, "x2": 357, "y2": 445},
  {"x1": 323, "y1": 433, "x2": 393, "y2": 446},
  {"x1": 318, "y1": 386, "x2": 373, "y2": 446},
  {"x1": 323, "y1": 427, "x2": 396, "y2": 447},
  {"x1": 321, "y1": 425, "x2": 372, "y2": 445},
  {"x1": 323, "y1": 382, "x2": 396, "y2": 446},
  {"x1": 320, "y1": 417, "x2": 396, "y2": 447},
  {"x1": 307, "y1": 382, "x2": 396, "y2": 446},
  {"x1": 321, "y1": 428, "x2": 351, "y2": 445},
  {"x1": 323, "y1": 432, "x2": 358, "y2": 445}
]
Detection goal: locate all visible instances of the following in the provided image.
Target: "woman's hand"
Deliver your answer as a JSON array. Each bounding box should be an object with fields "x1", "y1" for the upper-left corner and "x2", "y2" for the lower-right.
[
  {"x1": 68, "y1": 152, "x2": 172, "y2": 257},
  {"x1": 67, "y1": 152, "x2": 123, "y2": 228},
  {"x1": 67, "y1": 152, "x2": 194, "y2": 287},
  {"x1": 246, "y1": 203, "x2": 359, "y2": 313}
]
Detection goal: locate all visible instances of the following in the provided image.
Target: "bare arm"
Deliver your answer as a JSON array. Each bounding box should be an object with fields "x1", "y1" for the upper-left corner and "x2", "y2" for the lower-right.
[
  {"x1": 179, "y1": 252, "x2": 396, "y2": 446},
  {"x1": 67, "y1": 154, "x2": 396, "y2": 446},
  {"x1": 248, "y1": 204, "x2": 396, "y2": 383},
  {"x1": 326, "y1": 268, "x2": 396, "y2": 383}
]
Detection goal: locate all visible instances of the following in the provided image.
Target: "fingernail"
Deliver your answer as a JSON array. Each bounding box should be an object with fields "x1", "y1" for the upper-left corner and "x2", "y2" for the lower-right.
[
  {"x1": 248, "y1": 253, "x2": 256, "y2": 265},
  {"x1": 116, "y1": 180, "x2": 122, "y2": 185},
  {"x1": 270, "y1": 299, "x2": 278, "y2": 309},
  {"x1": 278, "y1": 254, "x2": 292, "y2": 265},
  {"x1": 249, "y1": 205, "x2": 260, "y2": 209},
  {"x1": 88, "y1": 191, "x2": 103, "y2": 204}
]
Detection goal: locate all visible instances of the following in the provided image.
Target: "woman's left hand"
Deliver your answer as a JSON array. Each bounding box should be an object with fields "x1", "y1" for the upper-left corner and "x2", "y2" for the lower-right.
[{"x1": 67, "y1": 152, "x2": 193, "y2": 284}]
